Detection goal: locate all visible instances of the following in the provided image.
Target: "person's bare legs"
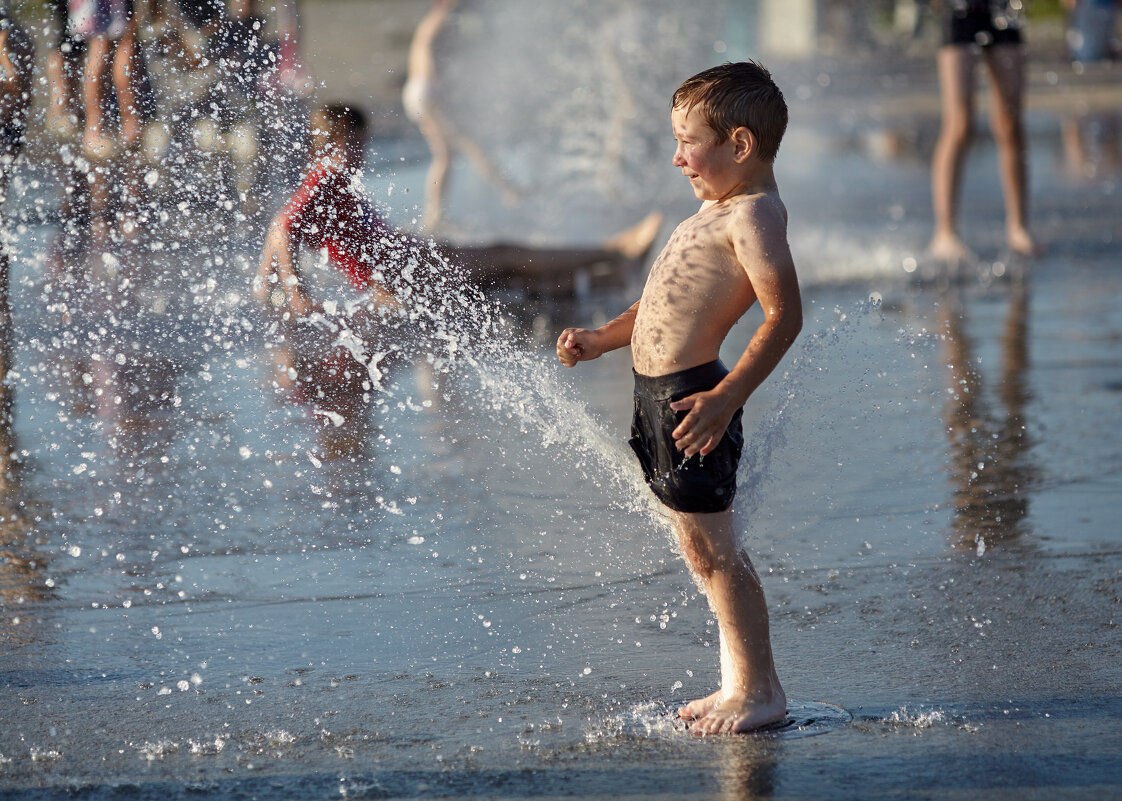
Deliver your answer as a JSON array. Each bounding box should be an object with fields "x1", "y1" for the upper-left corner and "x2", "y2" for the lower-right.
[
  {"x1": 672, "y1": 509, "x2": 786, "y2": 735},
  {"x1": 47, "y1": 48, "x2": 80, "y2": 138},
  {"x1": 983, "y1": 44, "x2": 1039, "y2": 255},
  {"x1": 417, "y1": 112, "x2": 451, "y2": 230},
  {"x1": 602, "y1": 212, "x2": 662, "y2": 260},
  {"x1": 450, "y1": 123, "x2": 520, "y2": 207},
  {"x1": 111, "y1": 20, "x2": 144, "y2": 150},
  {"x1": 1061, "y1": 116, "x2": 1090, "y2": 178},
  {"x1": 930, "y1": 45, "x2": 977, "y2": 262},
  {"x1": 82, "y1": 34, "x2": 118, "y2": 160}
]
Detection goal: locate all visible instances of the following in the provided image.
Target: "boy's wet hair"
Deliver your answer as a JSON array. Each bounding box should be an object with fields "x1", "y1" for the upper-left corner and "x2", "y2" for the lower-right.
[
  {"x1": 320, "y1": 103, "x2": 368, "y2": 142},
  {"x1": 672, "y1": 61, "x2": 788, "y2": 163}
]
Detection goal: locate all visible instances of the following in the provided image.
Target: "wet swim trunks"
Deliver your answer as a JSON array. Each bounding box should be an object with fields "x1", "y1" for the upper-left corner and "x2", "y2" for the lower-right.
[
  {"x1": 942, "y1": 1, "x2": 1024, "y2": 48},
  {"x1": 629, "y1": 360, "x2": 743, "y2": 514}
]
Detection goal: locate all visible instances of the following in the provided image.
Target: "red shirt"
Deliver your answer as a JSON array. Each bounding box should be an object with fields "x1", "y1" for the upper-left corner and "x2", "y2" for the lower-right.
[{"x1": 277, "y1": 161, "x2": 396, "y2": 291}]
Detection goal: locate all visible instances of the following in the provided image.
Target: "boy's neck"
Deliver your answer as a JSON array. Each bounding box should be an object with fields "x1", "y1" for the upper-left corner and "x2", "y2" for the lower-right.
[{"x1": 718, "y1": 161, "x2": 778, "y2": 202}]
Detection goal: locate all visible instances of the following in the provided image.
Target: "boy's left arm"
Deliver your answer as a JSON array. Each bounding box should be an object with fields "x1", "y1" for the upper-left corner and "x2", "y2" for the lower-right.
[{"x1": 670, "y1": 201, "x2": 803, "y2": 457}]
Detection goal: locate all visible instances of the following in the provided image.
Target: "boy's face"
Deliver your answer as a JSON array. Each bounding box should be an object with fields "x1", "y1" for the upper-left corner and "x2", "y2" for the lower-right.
[{"x1": 671, "y1": 105, "x2": 740, "y2": 202}]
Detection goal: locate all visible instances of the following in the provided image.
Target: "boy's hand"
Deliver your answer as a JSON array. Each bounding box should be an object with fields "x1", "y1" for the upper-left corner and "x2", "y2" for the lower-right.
[
  {"x1": 669, "y1": 388, "x2": 737, "y2": 458},
  {"x1": 556, "y1": 328, "x2": 604, "y2": 367}
]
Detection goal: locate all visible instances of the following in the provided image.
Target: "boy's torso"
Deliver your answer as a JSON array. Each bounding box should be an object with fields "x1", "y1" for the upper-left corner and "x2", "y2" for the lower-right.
[{"x1": 632, "y1": 193, "x2": 782, "y2": 377}]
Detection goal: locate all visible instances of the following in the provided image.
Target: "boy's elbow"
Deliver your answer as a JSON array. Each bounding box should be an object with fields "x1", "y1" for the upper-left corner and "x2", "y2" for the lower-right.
[
  {"x1": 777, "y1": 304, "x2": 802, "y2": 346},
  {"x1": 789, "y1": 306, "x2": 803, "y2": 340}
]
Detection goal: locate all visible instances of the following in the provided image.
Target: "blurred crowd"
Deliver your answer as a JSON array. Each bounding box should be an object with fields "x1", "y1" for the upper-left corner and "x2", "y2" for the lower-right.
[{"x1": 4, "y1": 0, "x2": 308, "y2": 270}]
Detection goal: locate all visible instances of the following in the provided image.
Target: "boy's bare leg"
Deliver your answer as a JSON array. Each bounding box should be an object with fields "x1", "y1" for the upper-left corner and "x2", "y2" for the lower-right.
[
  {"x1": 112, "y1": 23, "x2": 144, "y2": 150},
  {"x1": 418, "y1": 113, "x2": 450, "y2": 231},
  {"x1": 672, "y1": 509, "x2": 786, "y2": 735},
  {"x1": 442, "y1": 213, "x2": 661, "y2": 285}
]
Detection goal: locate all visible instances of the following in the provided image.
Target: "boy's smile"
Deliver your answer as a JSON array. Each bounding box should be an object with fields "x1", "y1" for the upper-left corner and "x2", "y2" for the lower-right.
[{"x1": 671, "y1": 105, "x2": 741, "y2": 202}]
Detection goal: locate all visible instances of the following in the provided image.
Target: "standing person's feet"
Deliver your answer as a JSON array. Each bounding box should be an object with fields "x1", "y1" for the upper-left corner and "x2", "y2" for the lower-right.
[
  {"x1": 83, "y1": 129, "x2": 117, "y2": 161},
  {"x1": 120, "y1": 116, "x2": 144, "y2": 151},
  {"x1": 47, "y1": 105, "x2": 79, "y2": 140},
  {"x1": 1007, "y1": 226, "x2": 1043, "y2": 257},
  {"x1": 928, "y1": 230, "x2": 973, "y2": 263},
  {"x1": 678, "y1": 689, "x2": 722, "y2": 722}
]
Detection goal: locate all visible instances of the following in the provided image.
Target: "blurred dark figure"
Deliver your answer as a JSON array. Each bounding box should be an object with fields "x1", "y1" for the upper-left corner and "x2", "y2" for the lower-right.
[
  {"x1": 196, "y1": 0, "x2": 299, "y2": 213},
  {"x1": 0, "y1": 5, "x2": 31, "y2": 488},
  {"x1": 46, "y1": 0, "x2": 86, "y2": 139},
  {"x1": 1060, "y1": 0, "x2": 1120, "y2": 179},
  {"x1": 929, "y1": 0, "x2": 1040, "y2": 261},
  {"x1": 212, "y1": 0, "x2": 275, "y2": 101},
  {"x1": 43, "y1": 2, "x2": 93, "y2": 296},
  {"x1": 0, "y1": 506, "x2": 52, "y2": 649}
]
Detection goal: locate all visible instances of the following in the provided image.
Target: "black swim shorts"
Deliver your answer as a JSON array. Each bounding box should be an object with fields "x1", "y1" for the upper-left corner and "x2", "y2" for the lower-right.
[
  {"x1": 629, "y1": 360, "x2": 743, "y2": 514},
  {"x1": 943, "y1": 2, "x2": 1023, "y2": 48}
]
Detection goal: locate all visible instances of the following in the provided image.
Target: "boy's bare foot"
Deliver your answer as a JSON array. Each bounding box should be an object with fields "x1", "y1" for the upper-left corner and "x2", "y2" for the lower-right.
[
  {"x1": 687, "y1": 690, "x2": 787, "y2": 736},
  {"x1": 927, "y1": 231, "x2": 973, "y2": 263},
  {"x1": 605, "y1": 212, "x2": 663, "y2": 260},
  {"x1": 677, "y1": 689, "x2": 722, "y2": 721}
]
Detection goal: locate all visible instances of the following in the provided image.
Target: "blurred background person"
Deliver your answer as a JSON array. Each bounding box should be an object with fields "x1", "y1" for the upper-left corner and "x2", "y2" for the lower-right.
[
  {"x1": 71, "y1": 0, "x2": 151, "y2": 159},
  {"x1": 929, "y1": 0, "x2": 1040, "y2": 261},
  {"x1": 1060, "y1": 0, "x2": 1120, "y2": 178},
  {"x1": 45, "y1": 0, "x2": 86, "y2": 139},
  {"x1": 404, "y1": 0, "x2": 519, "y2": 232}
]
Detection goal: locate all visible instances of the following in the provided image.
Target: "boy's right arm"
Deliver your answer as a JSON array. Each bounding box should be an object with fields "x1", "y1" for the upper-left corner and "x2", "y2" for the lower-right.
[{"x1": 556, "y1": 301, "x2": 638, "y2": 367}]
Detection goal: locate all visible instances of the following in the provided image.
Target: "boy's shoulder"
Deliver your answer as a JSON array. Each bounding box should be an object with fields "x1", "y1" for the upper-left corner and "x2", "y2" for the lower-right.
[
  {"x1": 692, "y1": 190, "x2": 786, "y2": 226},
  {"x1": 726, "y1": 189, "x2": 787, "y2": 226},
  {"x1": 681, "y1": 192, "x2": 787, "y2": 250}
]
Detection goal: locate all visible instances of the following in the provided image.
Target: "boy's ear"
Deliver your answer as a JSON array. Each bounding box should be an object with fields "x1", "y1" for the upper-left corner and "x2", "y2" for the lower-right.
[{"x1": 731, "y1": 126, "x2": 756, "y2": 162}]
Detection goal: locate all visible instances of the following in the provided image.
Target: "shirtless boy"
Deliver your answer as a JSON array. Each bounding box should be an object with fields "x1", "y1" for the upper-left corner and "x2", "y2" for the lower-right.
[{"x1": 557, "y1": 61, "x2": 802, "y2": 735}]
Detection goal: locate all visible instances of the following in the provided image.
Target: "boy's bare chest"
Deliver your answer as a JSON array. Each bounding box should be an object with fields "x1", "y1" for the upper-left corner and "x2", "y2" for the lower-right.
[{"x1": 645, "y1": 216, "x2": 745, "y2": 297}]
